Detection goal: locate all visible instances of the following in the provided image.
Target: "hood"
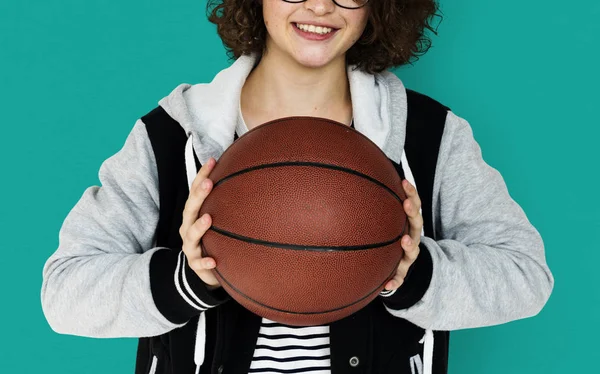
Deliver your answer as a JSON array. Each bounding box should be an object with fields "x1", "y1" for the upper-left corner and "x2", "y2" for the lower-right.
[{"x1": 158, "y1": 53, "x2": 408, "y2": 165}]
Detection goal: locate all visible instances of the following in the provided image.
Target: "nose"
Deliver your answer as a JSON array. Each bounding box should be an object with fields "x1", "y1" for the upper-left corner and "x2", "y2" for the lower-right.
[{"x1": 303, "y1": 0, "x2": 336, "y2": 16}]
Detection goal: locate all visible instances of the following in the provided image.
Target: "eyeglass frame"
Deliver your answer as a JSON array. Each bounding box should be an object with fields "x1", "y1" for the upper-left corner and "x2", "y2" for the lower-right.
[{"x1": 281, "y1": 0, "x2": 370, "y2": 10}]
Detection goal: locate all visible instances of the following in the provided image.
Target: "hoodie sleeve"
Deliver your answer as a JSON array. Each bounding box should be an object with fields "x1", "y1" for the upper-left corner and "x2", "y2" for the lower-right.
[
  {"x1": 383, "y1": 112, "x2": 554, "y2": 330},
  {"x1": 41, "y1": 119, "x2": 228, "y2": 338}
]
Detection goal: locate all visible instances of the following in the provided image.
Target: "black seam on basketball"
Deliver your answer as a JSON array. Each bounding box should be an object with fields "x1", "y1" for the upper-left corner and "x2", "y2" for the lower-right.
[
  {"x1": 213, "y1": 161, "x2": 405, "y2": 204},
  {"x1": 209, "y1": 225, "x2": 404, "y2": 252},
  {"x1": 203, "y1": 236, "x2": 401, "y2": 316}
]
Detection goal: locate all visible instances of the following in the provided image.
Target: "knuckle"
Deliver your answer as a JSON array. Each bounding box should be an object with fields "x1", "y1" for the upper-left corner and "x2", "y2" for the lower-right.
[
  {"x1": 186, "y1": 224, "x2": 199, "y2": 241},
  {"x1": 181, "y1": 245, "x2": 191, "y2": 259},
  {"x1": 197, "y1": 184, "x2": 211, "y2": 199},
  {"x1": 190, "y1": 175, "x2": 201, "y2": 190},
  {"x1": 190, "y1": 179, "x2": 204, "y2": 194},
  {"x1": 399, "y1": 263, "x2": 410, "y2": 275},
  {"x1": 191, "y1": 185, "x2": 204, "y2": 199},
  {"x1": 193, "y1": 171, "x2": 206, "y2": 185},
  {"x1": 189, "y1": 259, "x2": 202, "y2": 271},
  {"x1": 182, "y1": 203, "x2": 193, "y2": 218},
  {"x1": 192, "y1": 218, "x2": 208, "y2": 236}
]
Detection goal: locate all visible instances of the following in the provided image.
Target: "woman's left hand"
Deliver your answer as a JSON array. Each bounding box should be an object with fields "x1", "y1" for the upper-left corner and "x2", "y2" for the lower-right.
[{"x1": 384, "y1": 179, "x2": 424, "y2": 291}]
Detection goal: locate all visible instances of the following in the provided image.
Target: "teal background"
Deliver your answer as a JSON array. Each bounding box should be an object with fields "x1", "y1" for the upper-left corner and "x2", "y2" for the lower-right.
[{"x1": 0, "y1": 0, "x2": 597, "y2": 372}]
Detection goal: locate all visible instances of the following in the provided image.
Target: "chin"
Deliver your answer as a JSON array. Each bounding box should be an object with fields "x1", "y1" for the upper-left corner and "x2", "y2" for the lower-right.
[{"x1": 293, "y1": 52, "x2": 340, "y2": 70}]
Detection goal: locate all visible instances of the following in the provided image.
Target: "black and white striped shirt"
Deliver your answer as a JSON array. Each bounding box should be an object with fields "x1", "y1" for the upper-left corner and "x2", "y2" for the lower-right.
[{"x1": 249, "y1": 319, "x2": 331, "y2": 374}]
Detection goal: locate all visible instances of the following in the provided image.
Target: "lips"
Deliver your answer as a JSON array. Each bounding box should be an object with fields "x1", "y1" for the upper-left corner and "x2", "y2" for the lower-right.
[{"x1": 292, "y1": 22, "x2": 339, "y2": 41}]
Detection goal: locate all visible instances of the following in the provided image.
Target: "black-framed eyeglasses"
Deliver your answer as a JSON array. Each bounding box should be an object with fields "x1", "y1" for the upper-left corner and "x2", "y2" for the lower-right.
[{"x1": 282, "y1": 0, "x2": 369, "y2": 10}]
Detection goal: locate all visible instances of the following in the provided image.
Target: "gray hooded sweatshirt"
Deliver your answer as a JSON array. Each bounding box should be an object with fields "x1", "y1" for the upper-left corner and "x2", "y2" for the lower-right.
[{"x1": 41, "y1": 54, "x2": 554, "y2": 347}]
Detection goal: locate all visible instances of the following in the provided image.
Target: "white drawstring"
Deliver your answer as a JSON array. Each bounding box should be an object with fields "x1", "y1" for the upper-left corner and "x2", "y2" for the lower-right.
[
  {"x1": 184, "y1": 134, "x2": 207, "y2": 372},
  {"x1": 400, "y1": 150, "x2": 424, "y2": 237},
  {"x1": 194, "y1": 313, "x2": 206, "y2": 373},
  {"x1": 185, "y1": 132, "x2": 197, "y2": 191},
  {"x1": 419, "y1": 329, "x2": 434, "y2": 374}
]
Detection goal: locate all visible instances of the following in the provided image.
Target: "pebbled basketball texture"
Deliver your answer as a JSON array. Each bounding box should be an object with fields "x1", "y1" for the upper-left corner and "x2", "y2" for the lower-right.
[{"x1": 199, "y1": 116, "x2": 408, "y2": 326}]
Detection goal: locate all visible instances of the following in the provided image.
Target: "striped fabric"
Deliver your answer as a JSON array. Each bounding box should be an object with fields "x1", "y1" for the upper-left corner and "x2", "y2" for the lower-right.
[{"x1": 248, "y1": 319, "x2": 331, "y2": 374}]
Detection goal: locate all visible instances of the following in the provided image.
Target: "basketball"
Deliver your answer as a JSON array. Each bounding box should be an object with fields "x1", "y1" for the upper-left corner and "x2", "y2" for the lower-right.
[{"x1": 199, "y1": 116, "x2": 408, "y2": 326}]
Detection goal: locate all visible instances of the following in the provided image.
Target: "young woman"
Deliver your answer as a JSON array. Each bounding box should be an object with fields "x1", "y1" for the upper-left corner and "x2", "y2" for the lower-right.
[{"x1": 41, "y1": 0, "x2": 554, "y2": 373}]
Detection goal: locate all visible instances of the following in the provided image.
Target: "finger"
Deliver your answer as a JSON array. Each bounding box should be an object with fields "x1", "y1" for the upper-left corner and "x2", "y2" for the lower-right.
[
  {"x1": 403, "y1": 198, "x2": 423, "y2": 242},
  {"x1": 385, "y1": 275, "x2": 404, "y2": 291},
  {"x1": 190, "y1": 157, "x2": 216, "y2": 190},
  {"x1": 181, "y1": 157, "x2": 216, "y2": 235},
  {"x1": 385, "y1": 257, "x2": 411, "y2": 291},
  {"x1": 385, "y1": 249, "x2": 420, "y2": 290},
  {"x1": 181, "y1": 177, "x2": 213, "y2": 238},
  {"x1": 182, "y1": 213, "x2": 212, "y2": 260},
  {"x1": 188, "y1": 253, "x2": 220, "y2": 288},
  {"x1": 403, "y1": 182, "x2": 422, "y2": 229},
  {"x1": 403, "y1": 194, "x2": 421, "y2": 219},
  {"x1": 402, "y1": 179, "x2": 422, "y2": 206},
  {"x1": 189, "y1": 256, "x2": 217, "y2": 271},
  {"x1": 402, "y1": 235, "x2": 421, "y2": 262}
]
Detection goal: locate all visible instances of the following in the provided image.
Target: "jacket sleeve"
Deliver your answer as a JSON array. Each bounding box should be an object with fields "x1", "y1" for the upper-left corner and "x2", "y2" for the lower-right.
[
  {"x1": 40, "y1": 119, "x2": 228, "y2": 338},
  {"x1": 383, "y1": 111, "x2": 554, "y2": 330}
]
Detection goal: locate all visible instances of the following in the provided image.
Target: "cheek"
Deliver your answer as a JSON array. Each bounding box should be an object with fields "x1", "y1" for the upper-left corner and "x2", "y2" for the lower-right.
[
  {"x1": 263, "y1": 0, "x2": 287, "y2": 32},
  {"x1": 358, "y1": 11, "x2": 370, "y2": 34},
  {"x1": 347, "y1": 10, "x2": 370, "y2": 41}
]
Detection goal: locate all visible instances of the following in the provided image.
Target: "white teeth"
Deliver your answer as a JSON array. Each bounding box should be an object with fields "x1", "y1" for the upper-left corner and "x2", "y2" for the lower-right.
[{"x1": 296, "y1": 23, "x2": 333, "y2": 35}]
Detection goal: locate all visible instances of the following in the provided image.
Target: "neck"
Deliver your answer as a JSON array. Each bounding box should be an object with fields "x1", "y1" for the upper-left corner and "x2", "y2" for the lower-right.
[{"x1": 241, "y1": 48, "x2": 352, "y2": 129}]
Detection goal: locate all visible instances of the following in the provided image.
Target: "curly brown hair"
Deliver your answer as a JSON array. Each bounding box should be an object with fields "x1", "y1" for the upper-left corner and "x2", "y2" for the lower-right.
[{"x1": 207, "y1": 0, "x2": 441, "y2": 74}]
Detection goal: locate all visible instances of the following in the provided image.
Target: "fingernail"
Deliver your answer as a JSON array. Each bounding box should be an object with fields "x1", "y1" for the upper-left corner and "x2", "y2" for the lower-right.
[
  {"x1": 201, "y1": 180, "x2": 210, "y2": 190},
  {"x1": 201, "y1": 214, "x2": 209, "y2": 224}
]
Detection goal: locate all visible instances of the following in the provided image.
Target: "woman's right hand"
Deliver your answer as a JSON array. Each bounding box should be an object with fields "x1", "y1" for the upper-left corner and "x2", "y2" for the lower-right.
[{"x1": 179, "y1": 156, "x2": 221, "y2": 289}]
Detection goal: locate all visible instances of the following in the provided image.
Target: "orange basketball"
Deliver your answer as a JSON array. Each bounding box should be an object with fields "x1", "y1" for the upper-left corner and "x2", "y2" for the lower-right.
[{"x1": 199, "y1": 116, "x2": 408, "y2": 326}]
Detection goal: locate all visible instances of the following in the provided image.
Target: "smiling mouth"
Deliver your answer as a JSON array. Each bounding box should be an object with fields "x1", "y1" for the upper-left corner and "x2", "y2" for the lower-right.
[{"x1": 294, "y1": 22, "x2": 336, "y2": 35}]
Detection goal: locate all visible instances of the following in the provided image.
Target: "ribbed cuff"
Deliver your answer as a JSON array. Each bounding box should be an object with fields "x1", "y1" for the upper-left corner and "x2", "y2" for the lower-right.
[
  {"x1": 150, "y1": 248, "x2": 230, "y2": 324},
  {"x1": 380, "y1": 242, "x2": 433, "y2": 310}
]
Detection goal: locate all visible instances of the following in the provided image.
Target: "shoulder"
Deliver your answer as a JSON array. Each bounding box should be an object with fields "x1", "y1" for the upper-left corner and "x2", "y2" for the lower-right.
[
  {"x1": 376, "y1": 70, "x2": 451, "y2": 113},
  {"x1": 404, "y1": 89, "x2": 451, "y2": 135},
  {"x1": 139, "y1": 103, "x2": 188, "y2": 171}
]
